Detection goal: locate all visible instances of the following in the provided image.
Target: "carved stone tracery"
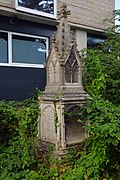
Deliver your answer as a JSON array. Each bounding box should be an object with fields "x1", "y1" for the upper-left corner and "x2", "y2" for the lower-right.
[{"x1": 65, "y1": 49, "x2": 79, "y2": 83}]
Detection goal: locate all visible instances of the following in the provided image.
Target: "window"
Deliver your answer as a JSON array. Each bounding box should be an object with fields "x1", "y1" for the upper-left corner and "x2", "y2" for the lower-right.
[
  {"x1": 15, "y1": 0, "x2": 57, "y2": 19},
  {"x1": 0, "y1": 31, "x2": 48, "y2": 68},
  {"x1": 0, "y1": 32, "x2": 8, "y2": 63},
  {"x1": 87, "y1": 33, "x2": 105, "y2": 48}
]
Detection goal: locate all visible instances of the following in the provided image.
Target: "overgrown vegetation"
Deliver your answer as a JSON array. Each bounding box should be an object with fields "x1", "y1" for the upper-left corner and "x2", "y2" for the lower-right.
[
  {"x1": 0, "y1": 89, "x2": 40, "y2": 179},
  {"x1": 0, "y1": 90, "x2": 72, "y2": 180},
  {"x1": 0, "y1": 10, "x2": 120, "y2": 180},
  {"x1": 60, "y1": 10, "x2": 120, "y2": 179}
]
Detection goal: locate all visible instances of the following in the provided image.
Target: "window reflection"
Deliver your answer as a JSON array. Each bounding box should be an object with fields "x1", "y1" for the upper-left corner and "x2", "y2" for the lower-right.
[
  {"x1": 0, "y1": 32, "x2": 8, "y2": 63},
  {"x1": 18, "y1": 0, "x2": 54, "y2": 14},
  {"x1": 87, "y1": 33, "x2": 105, "y2": 48},
  {"x1": 12, "y1": 35, "x2": 47, "y2": 64}
]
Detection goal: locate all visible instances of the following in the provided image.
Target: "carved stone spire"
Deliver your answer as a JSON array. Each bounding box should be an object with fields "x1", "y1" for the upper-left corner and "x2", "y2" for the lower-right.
[
  {"x1": 44, "y1": 3, "x2": 87, "y2": 95},
  {"x1": 58, "y1": 4, "x2": 71, "y2": 19},
  {"x1": 53, "y1": 4, "x2": 75, "y2": 57}
]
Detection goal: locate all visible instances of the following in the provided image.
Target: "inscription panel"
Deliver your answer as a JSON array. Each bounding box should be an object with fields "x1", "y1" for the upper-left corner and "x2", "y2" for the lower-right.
[{"x1": 42, "y1": 105, "x2": 56, "y2": 143}]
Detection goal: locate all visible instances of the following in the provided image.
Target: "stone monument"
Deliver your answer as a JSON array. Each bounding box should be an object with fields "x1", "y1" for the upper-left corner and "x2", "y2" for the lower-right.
[{"x1": 39, "y1": 4, "x2": 89, "y2": 157}]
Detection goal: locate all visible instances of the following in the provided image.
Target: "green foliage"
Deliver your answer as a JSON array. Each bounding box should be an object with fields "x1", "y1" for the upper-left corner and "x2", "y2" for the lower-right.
[
  {"x1": 62, "y1": 99, "x2": 120, "y2": 179},
  {"x1": 60, "y1": 10, "x2": 120, "y2": 179},
  {"x1": 0, "y1": 89, "x2": 40, "y2": 179},
  {"x1": 82, "y1": 49, "x2": 106, "y2": 97},
  {"x1": 0, "y1": 89, "x2": 60, "y2": 180},
  {"x1": 82, "y1": 11, "x2": 120, "y2": 105},
  {"x1": 97, "y1": 34, "x2": 120, "y2": 105}
]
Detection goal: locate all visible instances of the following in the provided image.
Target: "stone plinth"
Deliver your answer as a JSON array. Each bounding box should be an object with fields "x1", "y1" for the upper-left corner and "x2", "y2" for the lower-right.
[{"x1": 39, "y1": 91, "x2": 89, "y2": 157}]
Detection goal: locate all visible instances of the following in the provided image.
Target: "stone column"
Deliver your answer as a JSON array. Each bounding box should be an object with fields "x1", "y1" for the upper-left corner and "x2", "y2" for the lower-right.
[
  {"x1": 75, "y1": 29, "x2": 87, "y2": 51},
  {"x1": 60, "y1": 103, "x2": 66, "y2": 149}
]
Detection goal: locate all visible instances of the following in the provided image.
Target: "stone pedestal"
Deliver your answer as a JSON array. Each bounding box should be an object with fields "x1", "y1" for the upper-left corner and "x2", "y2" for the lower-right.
[{"x1": 39, "y1": 91, "x2": 89, "y2": 157}]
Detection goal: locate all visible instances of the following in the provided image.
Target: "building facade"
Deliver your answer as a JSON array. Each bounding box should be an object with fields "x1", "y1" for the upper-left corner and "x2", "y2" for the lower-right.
[{"x1": 0, "y1": 0, "x2": 115, "y2": 100}]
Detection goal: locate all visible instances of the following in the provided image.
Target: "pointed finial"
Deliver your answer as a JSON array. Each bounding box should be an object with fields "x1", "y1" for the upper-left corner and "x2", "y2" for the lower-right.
[{"x1": 58, "y1": 4, "x2": 71, "y2": 19}]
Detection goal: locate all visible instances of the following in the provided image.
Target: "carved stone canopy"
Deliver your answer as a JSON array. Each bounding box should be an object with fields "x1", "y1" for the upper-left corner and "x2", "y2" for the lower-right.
[{"x1": 43, "y1": 4, "x2": 87, "y2": 99}]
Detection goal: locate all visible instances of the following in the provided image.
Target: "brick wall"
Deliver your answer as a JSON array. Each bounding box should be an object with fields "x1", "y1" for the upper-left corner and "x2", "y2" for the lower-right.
[
  {"x1": 0, "y1": 0, "x2": 115, "y2": 31},
  {"x1": 58, "y1": 0, "x2": 115, "y2": 30},
  {"x1": 0, "y1": 0, "x2": 14, "y2": 8}
]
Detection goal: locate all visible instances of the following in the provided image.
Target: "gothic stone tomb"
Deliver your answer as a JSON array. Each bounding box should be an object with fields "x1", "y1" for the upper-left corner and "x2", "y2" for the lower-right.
[{"x1": 39, "y1": 4, "x2": 89, "y2": 156}]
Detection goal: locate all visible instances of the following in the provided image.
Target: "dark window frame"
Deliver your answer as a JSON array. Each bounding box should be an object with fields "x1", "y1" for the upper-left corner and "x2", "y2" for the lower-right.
[
  {"x1": 87, "y1": 33, "x2": 106, "y2": 48},
  {"x1": 15, "y1": 0, "x2": 57, "y2": 19},
  {"x1": 0, "y1": 31, "x2": 48, "y2": 68}
]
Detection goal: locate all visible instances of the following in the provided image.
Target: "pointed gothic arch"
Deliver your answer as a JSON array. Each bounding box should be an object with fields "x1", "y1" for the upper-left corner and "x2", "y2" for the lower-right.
[{"x1": 65, "y1": 49, "x2": 79, "y2": 83}]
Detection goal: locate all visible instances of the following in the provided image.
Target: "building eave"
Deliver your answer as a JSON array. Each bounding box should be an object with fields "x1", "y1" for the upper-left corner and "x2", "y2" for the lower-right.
[
  {"x1": 70, "y1": 22, "x2": 105, "y2": 34},
  {"x1": 0, "y1": 6, "x2": 58, "y2": 26}
]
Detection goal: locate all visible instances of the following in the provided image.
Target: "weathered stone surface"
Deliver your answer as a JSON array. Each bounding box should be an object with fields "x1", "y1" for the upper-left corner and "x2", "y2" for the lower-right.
[
  {"x1": 42, "y1": 105, "x2": 56, "y2": 143},
  {"x1": 39, "y1": 4, "x2": 89, "y2": 157},
  {"x1": 65, "y1": 105, "x2": 87, "y2": 145},
  {"x1": 43, "y1": 4, "x2": 85, "y2": 98},
  {"x1": 41, "y1": 104, "x2": 56, "y2": 143},
  {"x1": 66, "y1": 119, "x2": 85, "y2": 145}
]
